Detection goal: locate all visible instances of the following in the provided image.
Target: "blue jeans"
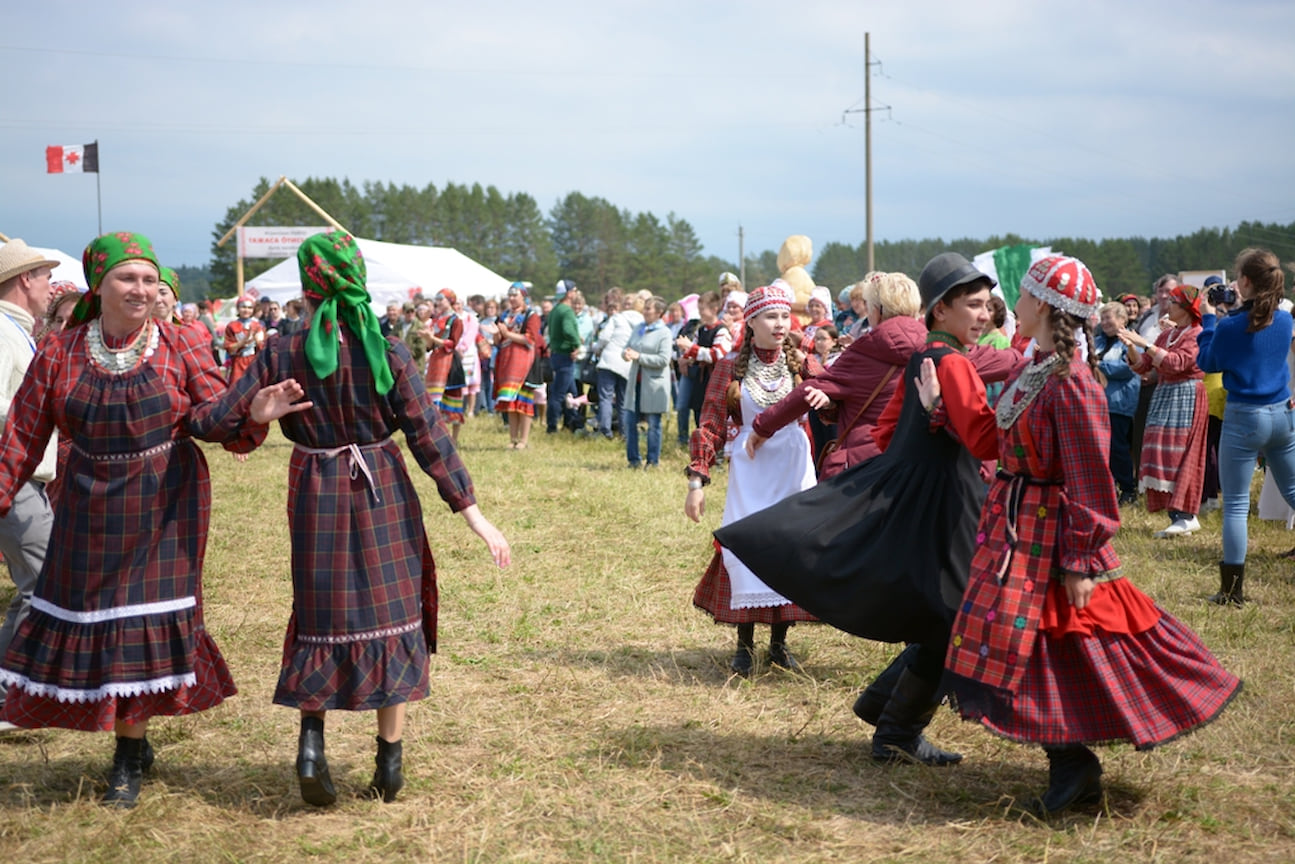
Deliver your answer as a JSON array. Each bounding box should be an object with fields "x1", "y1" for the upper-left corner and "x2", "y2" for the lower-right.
[
  {"x1": 1219, "y1": 400, "x2": 1295, "y2": 564},
  {"x1": 624, "y1": 408, "x2": 662, "y2": 466},
  {"x1": 675, "y1": 374, "x2": 696, "y2": 445},
  {"x1": 596, "y1": 369, "x2": 626, "y2": 437},
  {"x1": 547, "y1": 352, "x2": 579, "y2": 431}
]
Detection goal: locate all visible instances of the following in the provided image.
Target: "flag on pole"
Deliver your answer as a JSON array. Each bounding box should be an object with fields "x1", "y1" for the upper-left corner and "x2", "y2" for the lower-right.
[
  {"x1": 972, "y1": 244, "x2": 1053, "y2": 307},
  {"x1": 46, "y1": 143, "x2": 99, "y2": 174}
]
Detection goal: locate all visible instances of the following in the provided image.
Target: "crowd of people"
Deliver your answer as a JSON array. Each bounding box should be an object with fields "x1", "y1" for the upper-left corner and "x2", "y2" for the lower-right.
[{"x1": 0, "y1": 230, "x2": 1285, "y2": 822}]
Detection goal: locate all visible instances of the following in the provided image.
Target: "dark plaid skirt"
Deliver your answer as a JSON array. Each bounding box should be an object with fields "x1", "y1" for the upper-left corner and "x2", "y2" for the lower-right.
[
  {"x1": 273, "y1": 439, "x2": 436, "y2": 711},
  {"x1": 692, "y1": 547, "x2": 818, "y2": 625},
  {"x1": 0, "y1": 364, "x2": 236, "y2": 731}
]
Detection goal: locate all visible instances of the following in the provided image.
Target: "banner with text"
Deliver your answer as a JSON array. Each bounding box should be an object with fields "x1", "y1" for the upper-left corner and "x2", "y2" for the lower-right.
[{"x1": 237, "y1": 226, "x2": 330, "y2": 259}]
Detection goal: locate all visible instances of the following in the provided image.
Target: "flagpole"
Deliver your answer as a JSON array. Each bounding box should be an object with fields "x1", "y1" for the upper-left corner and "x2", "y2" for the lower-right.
[{"x1": 94, "y1": 139, "x2": 102, "y2": 235}]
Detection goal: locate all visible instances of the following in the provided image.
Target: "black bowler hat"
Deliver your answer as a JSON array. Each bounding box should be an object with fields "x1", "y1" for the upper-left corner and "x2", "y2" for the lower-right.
[{"x1": 918, "y1": 252, "x2": 995, "y2": 311}]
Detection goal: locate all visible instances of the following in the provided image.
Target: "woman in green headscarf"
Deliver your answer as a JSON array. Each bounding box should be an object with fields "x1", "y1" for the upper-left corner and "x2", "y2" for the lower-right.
[
  {"x1": 0, "y1": 231, "x2": 303, "y2": 808},
  {"x1": 193, "y1": 230, "x2": 510, "y2": 807}
]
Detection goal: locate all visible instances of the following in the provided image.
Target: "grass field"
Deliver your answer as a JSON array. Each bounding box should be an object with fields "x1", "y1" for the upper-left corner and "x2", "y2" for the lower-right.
[{"x1": 0, "y1": 412, "x2": 1293, "y2": 863}]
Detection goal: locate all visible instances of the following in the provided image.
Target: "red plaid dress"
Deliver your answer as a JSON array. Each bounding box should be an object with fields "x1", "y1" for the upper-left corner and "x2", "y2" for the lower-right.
[
  {"x1": 1133, "y1": 325, "x2": 1207, "y2": 514},
  {"x1": 0, "y1": 322, "x2": 262, "y2": 731},
  {"x1": 493, "y1": 308, "x2": 541, "y2": 417},
  {"x1": 945, "y1": 356, "x2": 1240, "y2": 748},
  {"x1": 688, "y1": 355, "x2": 817, "y2": 625},
  {"x1": 194, "y1": 328, "x2": 475, "y2": 711}
]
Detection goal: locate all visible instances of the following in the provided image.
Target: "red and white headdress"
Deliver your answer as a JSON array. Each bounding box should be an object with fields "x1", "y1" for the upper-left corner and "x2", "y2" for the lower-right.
[
  {"x1": 1019, "y1": 256, "x2": 1100, "y2": 318},
  {"x1": 744, "y1": 281, "x2": 793, "y2": 319}
]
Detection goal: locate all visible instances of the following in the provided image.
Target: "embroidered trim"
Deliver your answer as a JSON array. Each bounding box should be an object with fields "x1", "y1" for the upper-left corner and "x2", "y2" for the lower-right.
[
  {"x1": 730, "y1": 590, "x2": 793, "y2": 609},
  {"x1": 71, "y1": 439, "x2": 175, "y2": 462},
  {"x1": 294, "y1": 618, "x2": 421, "y2": 645},
  {"x1": 995, "y1": 354, "x2": 1062, "y2": 430},
  {"x1": 0, "y1": 668, "x2": 198, "y2": 704},
  {"x1": 31, "y1": 595, "x2": 195, "y2": 623}
]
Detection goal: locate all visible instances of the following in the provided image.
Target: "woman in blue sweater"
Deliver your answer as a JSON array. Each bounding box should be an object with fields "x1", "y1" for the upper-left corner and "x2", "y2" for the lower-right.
[
  {"x1": 1197, "y1": 248, "x2": 1295, "y2": 605},
  {"x1": 1096, "y1": 301, "x2": 1141, "y2": 503}
]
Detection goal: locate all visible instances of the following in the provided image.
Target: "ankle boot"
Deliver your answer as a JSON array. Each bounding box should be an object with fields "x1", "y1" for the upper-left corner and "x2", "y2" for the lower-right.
[
  {"x1": 853, "y1": 645, "x2": 920, "y2": 726},
  {"x1": 102, "y1": 736, "x2": 147, "y2": 808},
  {"x1": 1209, "y1": 562, "x2": 1245, "y2": 606},
  {"x1": 730, "y1": 623, "x2": 755, "y2": 677},
  {"x1": 767, "y1": 623, "x2": 800, "y2": 671},
  {"x1": 368, "y1": 736, "x2": 404, "y2": 803},
  {"x1": 296, "y1": 716, "x2": 337, "y2": 807},
  {"x1": 1032, "y1": 746, "x2": 1103, "y2": 816},
  {"x1": 871, "y1": 668, "x2": 963, "y2": 766}
]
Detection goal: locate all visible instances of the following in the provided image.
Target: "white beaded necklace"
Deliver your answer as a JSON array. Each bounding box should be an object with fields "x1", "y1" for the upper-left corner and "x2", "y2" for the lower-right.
[
  {"x1": 87, "y1": 318, "x2": 158, "y2": 374},
  {"x1": 745, "y1": 348, "x2": 792, "y2": 408}
]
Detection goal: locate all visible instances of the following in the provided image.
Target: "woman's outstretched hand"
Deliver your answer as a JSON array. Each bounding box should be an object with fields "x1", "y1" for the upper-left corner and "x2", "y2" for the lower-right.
[{"x1": 250, "y1": 379, "x2": 314, "y2": 424}]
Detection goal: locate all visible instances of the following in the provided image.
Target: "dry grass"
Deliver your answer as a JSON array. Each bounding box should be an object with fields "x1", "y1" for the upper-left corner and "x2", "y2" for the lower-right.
[{"x1": 1, "y1": 414, "x2": 1294, "y2": 863}]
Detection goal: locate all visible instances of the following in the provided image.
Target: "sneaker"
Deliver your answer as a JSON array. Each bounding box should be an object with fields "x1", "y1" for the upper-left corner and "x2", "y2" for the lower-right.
[{"x1": 1154, "y1": 516, "x2": 1200, "y2": 538}]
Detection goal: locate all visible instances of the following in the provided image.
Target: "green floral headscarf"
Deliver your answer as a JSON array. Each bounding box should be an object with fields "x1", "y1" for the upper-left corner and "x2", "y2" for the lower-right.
[
  {"x1": 72, "y1": 231, "x2": 161, "y2": 324},
  {"x1": 298, "y1": 231, "x2": 394, "y2": 395},
  {"x1": 159, "y1": 266, "x2": 181, "y2": 300}
]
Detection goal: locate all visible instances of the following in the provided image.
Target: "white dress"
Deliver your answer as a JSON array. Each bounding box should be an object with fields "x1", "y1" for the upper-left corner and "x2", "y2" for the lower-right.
[{"x1": 719, "y1": 384, "x2": 816, "y2": 609}]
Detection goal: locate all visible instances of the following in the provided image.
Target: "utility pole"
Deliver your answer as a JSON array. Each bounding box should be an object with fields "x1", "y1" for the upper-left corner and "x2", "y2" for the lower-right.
[
  {"x1": 738, "y1": 225, "x2": 745, "y2": 288},
  {"x1": 842, "y1": 33, "x2": 888, "y2": 272}
]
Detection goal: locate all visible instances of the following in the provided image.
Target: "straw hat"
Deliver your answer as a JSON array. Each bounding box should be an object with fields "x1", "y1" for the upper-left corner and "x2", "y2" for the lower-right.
[{"x1": 0, "y1": 239, "x2": 60, "y2": 285}]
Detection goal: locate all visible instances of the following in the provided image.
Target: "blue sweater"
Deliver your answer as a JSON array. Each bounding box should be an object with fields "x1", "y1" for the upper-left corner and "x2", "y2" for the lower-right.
[
  {"x1": 1094, "y1": 330, "x2": 1140, "y2": 416},
  {"x1": 1197, "y1": 304, "x2": 1293, "y2": 405}
]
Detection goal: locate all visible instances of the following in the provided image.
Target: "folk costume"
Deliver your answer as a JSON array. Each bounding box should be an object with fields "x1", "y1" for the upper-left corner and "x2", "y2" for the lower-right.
[
  {"x1": 944, "y1": 257, "x2": 1240, "y2": 816},
  {"x1": 193, "y1": 232, "x2": 478, "y2": 806},
  {"x1": 715, "y1": 252, "x2": 1001, "y2": 764},
  {"x1": 687, "y1": 285, "x2": 817, "y2": 675},
  {"x1": 1131, "y1": 284, "x2": 1208, "y2": 533},
  {"x1": 0, "y1": 233, "x2": 262, "y2": 806},
  {"x1": 224, "y1": 304, "x2": 265, "y2": 384},
  {"x1": 493, "y1": 294, "x2": 542, "y2": 418},
  {"x1": 425, "y1": 296, "x2": 466, "y2": 425}
]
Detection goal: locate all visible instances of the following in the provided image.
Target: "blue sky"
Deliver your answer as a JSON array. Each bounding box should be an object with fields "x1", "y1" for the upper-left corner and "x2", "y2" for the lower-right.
[{"x1": 2, "y1": 0, "x2": 1292, "y2": 272}]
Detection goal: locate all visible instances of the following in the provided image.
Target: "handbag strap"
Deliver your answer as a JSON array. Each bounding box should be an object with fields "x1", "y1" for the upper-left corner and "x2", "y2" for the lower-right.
[{"x1": 834, "y1": 364, "x2": 899, "y2": 439}]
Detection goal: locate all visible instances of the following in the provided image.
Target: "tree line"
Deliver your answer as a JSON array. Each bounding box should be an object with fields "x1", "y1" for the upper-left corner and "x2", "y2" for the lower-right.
[{"x1": 206, "y1": 176, "x2": 1295, "y2": 302}]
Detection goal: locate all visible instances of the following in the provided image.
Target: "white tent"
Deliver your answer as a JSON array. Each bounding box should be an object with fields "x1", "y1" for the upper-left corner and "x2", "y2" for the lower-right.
[
  {"x1": 245, "y1": 237, "x2": 511, "y2": 312},
  {"x1": 0, "y1": 241, "x2": 89, "y2": 291}
]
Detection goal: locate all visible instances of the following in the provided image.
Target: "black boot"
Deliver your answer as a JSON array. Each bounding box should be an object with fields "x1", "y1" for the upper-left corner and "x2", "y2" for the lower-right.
[
  {"x1": 102, "y1": 736, "x2": 147, "y2": 808},
  {"x1": 296, "y1": 715, "x2": 337, "y2": 807},
  {"x1": 730, "y1": 623, "x2": 755, "y2": 677},
  {"x1": 853, "y1": 645, "x2": 920, "y2": 726},
  {"x1": 768, "y1": 622, "x2": 800, "y2": 671},
  {"x1": 368, "y1": 736, "x2": 404, "y2": 803},
  {"x1": 871, "y1": 668, "x2": 962, "y2": 766},
  {"x1": 1209, "y1": 562, "x2": 1245, "y2": 606},
  {"x1": 1032, "y1": 746, "x2": 1103, "y2": 816}
]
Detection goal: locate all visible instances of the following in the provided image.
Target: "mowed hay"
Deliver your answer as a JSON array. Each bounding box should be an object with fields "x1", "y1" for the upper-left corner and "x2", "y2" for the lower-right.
[{"x1": 0, "y1": 417, "x2": 1293, "y2": 863}]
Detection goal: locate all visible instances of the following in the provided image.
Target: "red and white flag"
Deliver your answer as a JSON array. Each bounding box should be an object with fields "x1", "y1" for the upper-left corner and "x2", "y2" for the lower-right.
[{"x1": 46, "y1": 143, "x2": 99, "y2": 174}]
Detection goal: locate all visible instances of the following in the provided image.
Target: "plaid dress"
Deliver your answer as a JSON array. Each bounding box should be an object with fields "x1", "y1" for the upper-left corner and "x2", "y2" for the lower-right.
[
  {"x1": 1133, "y1": 326, "x2": 1207, "y2": 513},
  {"x1": 945, "y1": 356, "x2": 1240, "y2": 748},
  {"x1": 194, "y1": 327, "x2": 475, "y2": 711},
  {"x1": 223, "y1": 317, "x2": 265, "y2": 384},
  {"x1": 0, "y1": 323, "x2": 261, "y2": 731}
]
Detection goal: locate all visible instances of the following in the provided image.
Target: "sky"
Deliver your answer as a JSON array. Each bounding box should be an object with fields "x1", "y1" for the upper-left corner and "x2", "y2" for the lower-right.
[{"x1": 2, "y1": 0, "x2": 1293, "y2": 274}]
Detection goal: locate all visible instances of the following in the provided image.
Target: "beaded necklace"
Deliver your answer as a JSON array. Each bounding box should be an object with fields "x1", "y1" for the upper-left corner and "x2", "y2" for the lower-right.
[
  {"x1": 87, "y1": 318, "x2": 158, "y2": 374},
  {"x1": 745, "y1": 344, "x2": 792, "y2": 408}
]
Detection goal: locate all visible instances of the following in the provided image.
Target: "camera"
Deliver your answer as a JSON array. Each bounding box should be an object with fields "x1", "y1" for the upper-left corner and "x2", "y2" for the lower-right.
[{"x1": 1207, "y1": 284, "x2": 1237, "y2": 307}]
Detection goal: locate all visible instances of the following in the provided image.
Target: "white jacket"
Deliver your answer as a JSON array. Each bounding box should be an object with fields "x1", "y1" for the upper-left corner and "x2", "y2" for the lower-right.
[{"x1": 595, "y1": 310, "x2": 642, "y2": 379}]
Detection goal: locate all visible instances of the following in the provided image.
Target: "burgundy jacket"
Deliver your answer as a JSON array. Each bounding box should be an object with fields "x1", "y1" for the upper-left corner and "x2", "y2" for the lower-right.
[{"x1": 751, "y1": 315, "x2": 1020, "y2": 477}]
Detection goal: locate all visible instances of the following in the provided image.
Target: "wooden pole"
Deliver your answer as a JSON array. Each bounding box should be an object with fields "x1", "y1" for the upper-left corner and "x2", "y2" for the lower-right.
[{"x1": 865, "y1": 32, "x2": 874, "y2": 272}]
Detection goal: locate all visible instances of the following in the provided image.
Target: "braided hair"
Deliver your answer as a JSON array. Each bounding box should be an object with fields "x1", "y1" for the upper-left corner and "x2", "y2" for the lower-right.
[{"x1": 1045, "y1": 303, "x2": 1104, "y2": 385}]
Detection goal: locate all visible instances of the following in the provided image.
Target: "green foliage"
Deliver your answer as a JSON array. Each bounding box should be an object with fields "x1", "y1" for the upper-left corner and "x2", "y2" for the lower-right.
[{"x1": 207, "y1": 176, "x2": 1295, "y2": 302}]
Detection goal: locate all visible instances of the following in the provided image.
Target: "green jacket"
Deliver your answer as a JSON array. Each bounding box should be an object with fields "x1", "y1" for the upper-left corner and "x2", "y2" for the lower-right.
[{"x1": 547, "y1": 301, "x2": 582, "y2": 354}]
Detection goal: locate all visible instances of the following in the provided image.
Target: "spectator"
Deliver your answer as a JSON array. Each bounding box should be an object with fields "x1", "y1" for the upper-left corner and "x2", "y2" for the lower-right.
[
  {"x1": 621, "y1": 296, "x2": 672, "y2": 468},
  {"x1": 1119, "y1": 283, "x2": 1207, "y2": 537},
  {"x1": 592, "y1": 289, "x2": 632, "y2": 439},
  {"x1": 1095, "y1": 301, "x2": 1140, "y2": 503},
  {"x1": 674, "y1": 291, "x2": 732, "y2": 446},
  {"x1": 493, "y1": 283, "x2": 542, "y2": 449}
]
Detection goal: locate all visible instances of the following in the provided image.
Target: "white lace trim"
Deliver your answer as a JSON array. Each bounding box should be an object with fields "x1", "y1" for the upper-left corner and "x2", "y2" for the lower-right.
[
  {"x1": 730, "y1": 589, "x2": 794, "y2": 609},
  {"x1": 0, "y1": 668, "x2": 197, "y2": 704},
  {"x1": 1139, "y1": 478, "x2": 1176, "y2": 493},
  {"x1": 31, "y1": 595, "x2": 195, "y2": 624},
  {"x1": 294, "y1": 619, "x2": 422, "y2": 645}
]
